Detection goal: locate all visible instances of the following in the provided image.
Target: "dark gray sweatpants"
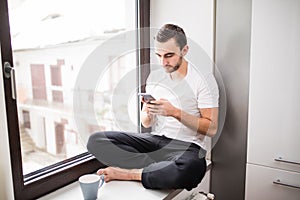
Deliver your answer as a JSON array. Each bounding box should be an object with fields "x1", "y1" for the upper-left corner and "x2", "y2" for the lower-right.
[{"x1": 87, "y1": 131, "x2": 206, "y2": 191}]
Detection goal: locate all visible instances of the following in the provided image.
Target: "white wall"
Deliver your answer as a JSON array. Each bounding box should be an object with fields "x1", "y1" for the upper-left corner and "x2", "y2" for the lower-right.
[
  {"x1": 150, "y1": 0, "x2": 214, "y2": 59},
  {"x1": 0, "y1": 45, "x2": 15, "y2": 200}
]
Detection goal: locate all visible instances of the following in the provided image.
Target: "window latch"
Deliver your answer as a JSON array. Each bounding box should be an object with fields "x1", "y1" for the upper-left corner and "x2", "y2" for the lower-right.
[{"x1": 3, "y1": 61, "x2": 16, "y2": 100}]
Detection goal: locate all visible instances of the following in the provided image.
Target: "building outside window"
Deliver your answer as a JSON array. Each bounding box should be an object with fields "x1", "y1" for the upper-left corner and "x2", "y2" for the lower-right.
[{"x1": 9, "y1": 0, "x2": 137, "y2": 176}]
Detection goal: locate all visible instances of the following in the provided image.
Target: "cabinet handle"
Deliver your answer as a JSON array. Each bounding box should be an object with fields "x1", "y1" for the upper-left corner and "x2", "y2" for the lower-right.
[
  {"x1": 273, "y1": 179, "x2": 300, "y2": 190},
  {"x1": 274, "y1": 157, "x2": 300, "y2": 166}
]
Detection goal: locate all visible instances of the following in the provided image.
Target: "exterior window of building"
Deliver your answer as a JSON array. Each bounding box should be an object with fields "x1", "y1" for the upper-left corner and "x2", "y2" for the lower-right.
[
  {"x1": 50, "y1": 63, "x2": 62, "y2": 86},
  {"x1": 30, "y1": 64, "x2": 47, "y2": 100},
  {"x1": 50, "y1": 60, "x2": 64, "y2": 102},
  {"x1": 52, "y1": 90, "x2": 63, "y2": 102},
  {"x1": 22, "y1": 110, "x2": 31, "y2": 129}
]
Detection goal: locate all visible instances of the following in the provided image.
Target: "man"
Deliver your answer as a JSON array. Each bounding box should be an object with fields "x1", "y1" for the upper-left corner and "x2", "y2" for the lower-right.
[{"x1": 87, "y1": 24, "x2": 219, "y2": 190}]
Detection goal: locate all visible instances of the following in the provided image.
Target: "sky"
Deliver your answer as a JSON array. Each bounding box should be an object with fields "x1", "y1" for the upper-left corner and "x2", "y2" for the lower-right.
[{"x1": 8, "y1": 0, "x2": 128, "y2": 49}]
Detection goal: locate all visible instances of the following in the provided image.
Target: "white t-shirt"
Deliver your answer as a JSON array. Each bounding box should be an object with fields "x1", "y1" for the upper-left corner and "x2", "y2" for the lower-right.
[{"x1": 145, "y1": 64, "x2": 219, "y2": 150}]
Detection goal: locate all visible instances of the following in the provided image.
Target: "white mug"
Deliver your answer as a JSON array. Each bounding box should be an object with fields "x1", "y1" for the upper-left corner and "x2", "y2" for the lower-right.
[{"x1": 79, "y1": 174, "x2": 104, "y2": 200}]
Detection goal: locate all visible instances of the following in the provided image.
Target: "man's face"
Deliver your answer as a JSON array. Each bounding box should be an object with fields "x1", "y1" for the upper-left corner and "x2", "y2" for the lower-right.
[{"x1": 154, "y1": 38, "x2": 184, "y2": 73}]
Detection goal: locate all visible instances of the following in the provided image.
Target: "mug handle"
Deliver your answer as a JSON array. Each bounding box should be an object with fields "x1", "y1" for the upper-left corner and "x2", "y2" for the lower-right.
[{"x1": 98, "y1": 174, "x2": 105, "y2": 188}]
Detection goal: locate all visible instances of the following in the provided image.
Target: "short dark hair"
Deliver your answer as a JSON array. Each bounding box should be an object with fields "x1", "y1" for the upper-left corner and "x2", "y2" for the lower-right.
[{"x1": 155, "y1": 24, "x2": 187, "y2": 50}]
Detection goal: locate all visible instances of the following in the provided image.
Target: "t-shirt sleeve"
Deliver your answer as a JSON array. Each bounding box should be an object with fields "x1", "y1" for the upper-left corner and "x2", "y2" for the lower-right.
[{"x1": 197, "y1": 73, "x2": 219, "y2": 108}]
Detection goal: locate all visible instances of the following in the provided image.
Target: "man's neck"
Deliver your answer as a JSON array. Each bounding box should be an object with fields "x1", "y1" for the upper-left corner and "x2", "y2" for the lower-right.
[{"x1": 170, "y1": 59, "x2": 188, "y2": 81}]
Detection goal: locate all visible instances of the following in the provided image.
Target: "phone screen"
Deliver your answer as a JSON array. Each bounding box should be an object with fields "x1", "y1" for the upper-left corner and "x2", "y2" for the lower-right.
[{"x1": 138, "y1": 93, "x2": 156, "y2": 103}]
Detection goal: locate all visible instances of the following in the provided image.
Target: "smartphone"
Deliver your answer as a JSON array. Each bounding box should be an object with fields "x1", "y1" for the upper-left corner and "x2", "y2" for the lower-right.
[{"x1": 138, "y1": 93, "x2": 156, "y2": 103}]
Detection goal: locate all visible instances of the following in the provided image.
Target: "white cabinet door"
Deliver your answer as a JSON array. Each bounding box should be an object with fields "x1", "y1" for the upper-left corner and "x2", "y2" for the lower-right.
[
  {"x1": 245, "y1": 164, "x2": 300, "y2": 200},
  {"x1": 247, "y1": 0, "x2": 300, "y2": 173}
]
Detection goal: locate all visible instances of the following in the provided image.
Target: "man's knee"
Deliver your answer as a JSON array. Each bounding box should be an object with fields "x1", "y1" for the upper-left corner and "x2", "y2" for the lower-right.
[
  {"x1": 87, "y1": 131, "x2": 106, "y2": 153},
  {"x1": 175, "y1": 158, "x2": 206, "y2": 190}
]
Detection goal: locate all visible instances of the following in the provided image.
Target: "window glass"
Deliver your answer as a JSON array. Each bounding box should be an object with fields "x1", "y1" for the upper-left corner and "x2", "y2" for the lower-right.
[{"x1": 7, "y1": 0, "x2": 137, "y2": 175}]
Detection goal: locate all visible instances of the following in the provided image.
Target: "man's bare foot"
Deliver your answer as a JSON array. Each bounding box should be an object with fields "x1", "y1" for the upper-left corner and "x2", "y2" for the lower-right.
[{"x1": 97, "y1": 167, "x2": 142, "y2": 182}]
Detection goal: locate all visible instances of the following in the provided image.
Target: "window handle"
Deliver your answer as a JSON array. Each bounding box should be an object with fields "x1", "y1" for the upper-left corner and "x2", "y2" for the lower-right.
[
  {"x1": 273, "y1": 179, "x2": 300, "y2": 190},
  {"x1": 274, "y1": 157, "x2": 300, "y2": 166},
  {"x1": 3, "y1": 61, "x2": 16, "y2": 100}
]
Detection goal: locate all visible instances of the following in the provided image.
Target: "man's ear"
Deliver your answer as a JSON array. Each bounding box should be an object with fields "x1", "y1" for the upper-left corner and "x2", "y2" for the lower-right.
[{"x1": 181, "y1": 45, "x2": 189, "y2": 56}]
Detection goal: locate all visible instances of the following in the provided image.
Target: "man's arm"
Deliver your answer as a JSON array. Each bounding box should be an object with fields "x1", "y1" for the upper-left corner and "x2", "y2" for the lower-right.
[
  {"x1": 173, "y1": 107, "x2": 218, "y2": 137},
  {"x1": 140, "y1": 103, "x2": 154, "y2": 128},
  {"x1": 147, "y1": 99, "x2": 218, "y2": 137}
]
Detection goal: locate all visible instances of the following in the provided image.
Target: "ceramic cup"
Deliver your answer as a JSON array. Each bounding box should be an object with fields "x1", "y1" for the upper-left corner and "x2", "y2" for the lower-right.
[{"x1": 78, "y1": 174, "x2": 104, "y2": 200}]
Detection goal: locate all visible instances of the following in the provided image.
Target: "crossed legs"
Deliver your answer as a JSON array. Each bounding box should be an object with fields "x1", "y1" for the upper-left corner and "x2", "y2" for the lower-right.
[{"x1": 87, "y1": 131, "x2": 206, "y2": 190}]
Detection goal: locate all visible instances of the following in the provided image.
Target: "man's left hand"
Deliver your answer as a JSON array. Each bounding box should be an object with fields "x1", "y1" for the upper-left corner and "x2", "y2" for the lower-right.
[{"x1": 147, "y1": 99, "x2": 179, "y2": 117}]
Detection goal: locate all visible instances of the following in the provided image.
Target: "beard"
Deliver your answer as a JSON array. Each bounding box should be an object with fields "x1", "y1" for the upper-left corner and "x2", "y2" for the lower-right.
[{"x1": 164, "y1": 56, "x2": 183, "y2": 73}]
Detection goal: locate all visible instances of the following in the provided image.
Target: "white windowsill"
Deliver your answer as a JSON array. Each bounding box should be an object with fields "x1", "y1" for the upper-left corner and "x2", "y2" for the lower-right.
[{"x1": 38, "y1": 160, "x2": 211, "y2": 200}]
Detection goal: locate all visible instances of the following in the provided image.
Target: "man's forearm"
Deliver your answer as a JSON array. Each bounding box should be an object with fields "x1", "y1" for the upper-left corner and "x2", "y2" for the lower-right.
[{"x1": 172, "y1": 108, "x2": 218, "y2": 137}]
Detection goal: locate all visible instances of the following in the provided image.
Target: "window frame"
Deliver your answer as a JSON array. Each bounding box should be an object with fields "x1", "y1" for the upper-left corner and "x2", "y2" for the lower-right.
[{"x1": 0, "y1": 0, "x2": 150, "y2": 199}]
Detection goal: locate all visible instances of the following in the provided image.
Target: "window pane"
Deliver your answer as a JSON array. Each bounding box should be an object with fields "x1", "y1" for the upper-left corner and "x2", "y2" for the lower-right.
[{"x1": 7, "y1": 0, "x2": 137, "y2": 175}]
